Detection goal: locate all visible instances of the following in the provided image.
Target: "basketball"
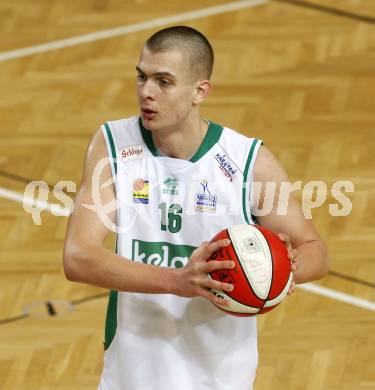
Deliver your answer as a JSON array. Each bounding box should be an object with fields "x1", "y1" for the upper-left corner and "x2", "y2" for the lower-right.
[{"x1": 207, "y1": 224, "x2": 293, "y2": 316}]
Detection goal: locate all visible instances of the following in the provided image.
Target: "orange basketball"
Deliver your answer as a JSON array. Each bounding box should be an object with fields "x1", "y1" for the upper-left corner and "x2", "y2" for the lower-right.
[{"x1": 207, "y1": 224, "x2": 293, "y2": 316}]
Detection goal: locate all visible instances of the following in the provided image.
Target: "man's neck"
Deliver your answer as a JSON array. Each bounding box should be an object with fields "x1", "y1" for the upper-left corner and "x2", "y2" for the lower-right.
[{"x1": 152, "y1": 117, "x2": 209, "y2": 160}]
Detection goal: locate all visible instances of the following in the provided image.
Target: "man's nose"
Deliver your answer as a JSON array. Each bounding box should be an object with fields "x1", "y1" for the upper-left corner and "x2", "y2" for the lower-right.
[{"x1": 140, "y1": 79, "x2": 155, "y2": 100}]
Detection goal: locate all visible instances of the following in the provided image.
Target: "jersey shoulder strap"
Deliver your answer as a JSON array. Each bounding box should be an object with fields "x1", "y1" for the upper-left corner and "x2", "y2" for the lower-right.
[
  {"x1": 101, "y1": 116, "x2": 142, "y2": 179},
  {"x1": 219, "y1": 126, "x2": 263, "y2": 224}
]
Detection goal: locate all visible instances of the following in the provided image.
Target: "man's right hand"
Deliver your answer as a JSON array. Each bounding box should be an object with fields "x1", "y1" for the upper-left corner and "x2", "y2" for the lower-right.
[{"x1": 173, "y1": 239, "x2": 235, "y2": 306}]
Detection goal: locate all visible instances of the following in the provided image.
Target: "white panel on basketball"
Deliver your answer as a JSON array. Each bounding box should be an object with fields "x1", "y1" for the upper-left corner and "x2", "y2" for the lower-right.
[
  {"x1": 228, "y1": 224, "x2": 272, "y2": 300},
  {"x1": 210, "y1": 288, "x2": 260, "y2": 314},
  {"x1": 263, "y1": 273, "x2": 293, "y2": 308}
]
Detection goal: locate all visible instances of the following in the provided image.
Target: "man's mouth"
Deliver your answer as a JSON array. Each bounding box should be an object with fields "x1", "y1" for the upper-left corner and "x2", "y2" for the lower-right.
[{"x1": 141, "y1": 107, "x2": 157, "y2": 120}]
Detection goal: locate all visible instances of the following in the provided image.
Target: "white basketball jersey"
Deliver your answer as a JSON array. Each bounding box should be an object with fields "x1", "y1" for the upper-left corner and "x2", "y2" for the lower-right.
[{"x1": 98, "y1": 116, "x2": 262, "y2": 390}]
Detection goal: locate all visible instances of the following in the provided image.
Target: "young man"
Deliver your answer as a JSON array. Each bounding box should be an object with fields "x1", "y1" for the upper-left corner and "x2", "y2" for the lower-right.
[{"x1": 63, "y1": 26, "x2": 328, "y2": 390}]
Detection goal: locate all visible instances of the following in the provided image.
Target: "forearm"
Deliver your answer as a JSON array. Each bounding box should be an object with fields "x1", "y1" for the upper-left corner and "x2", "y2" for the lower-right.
[
  {"x1": 293, "y1": 239, "x2": 329, "y2": 284},
  {"x1": 63, "y1": 244, "x2": 177, "y2": 294}
]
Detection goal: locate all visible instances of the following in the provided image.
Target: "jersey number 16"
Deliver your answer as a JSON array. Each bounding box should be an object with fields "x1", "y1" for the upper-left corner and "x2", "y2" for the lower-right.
[{"x1": 158, "y1": 202, "x2": 182, "y2": 233}]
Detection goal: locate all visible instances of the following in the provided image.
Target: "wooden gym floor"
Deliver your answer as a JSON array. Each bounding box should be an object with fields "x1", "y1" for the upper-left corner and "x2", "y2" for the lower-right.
[{"x1": 0, "y1": 0, "x2": 374, "y2": 389}]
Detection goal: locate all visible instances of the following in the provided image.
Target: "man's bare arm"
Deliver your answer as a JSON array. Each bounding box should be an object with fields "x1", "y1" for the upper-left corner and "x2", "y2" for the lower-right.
[
  {"x1": 63, "y1": 129, "x2": 234, "y2": 305},
  {"x1": 254, "y1": 146, "x2": 329, "y2": 284}
]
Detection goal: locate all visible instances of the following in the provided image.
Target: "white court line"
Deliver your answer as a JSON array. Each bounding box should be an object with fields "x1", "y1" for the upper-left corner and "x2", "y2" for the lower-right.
[
  {"x1": 1, "y1": 185, "x2": 374, "y2": 312},
  {"x1": 297, "y1": 283, "x2": 375, "y2": 312},
  {"x1": 0, "y1": 0, "x2": 267, "y2": 62},
  {"x1": 0, "y1": 186, "x2": 70, "y2": 217}
]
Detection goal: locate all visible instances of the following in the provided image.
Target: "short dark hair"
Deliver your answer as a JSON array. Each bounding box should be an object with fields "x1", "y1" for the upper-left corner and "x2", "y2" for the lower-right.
[{"x1": 145, "y1": 26, "x2": 214, "y2": 80}]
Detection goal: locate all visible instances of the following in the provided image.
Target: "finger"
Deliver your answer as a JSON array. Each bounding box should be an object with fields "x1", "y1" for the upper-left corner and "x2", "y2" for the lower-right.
[
  {"x1": 287, "y1": 249, "x2": 297, "y2": 261},
  {"x1": 202, "y1": 278, "x2": 234, "y2": 293},
  {"x1": 198, "y1": 287, "x2": 230, "y2": 306},
  {"x1": 290, "y1": 252, "x2": 298, "y2": 271},
  {"x1": 277, "y1": 233, "x2": 288, "y2": 242},
  {"x1": 204, "y1": 260, "x2": 235, "y2": 272},
  {"x1": 200, "y1": 239, "x2": 231, "y2": 260},
  {"x1": 277, "y1": 233, "x2": 292, "y2": 249},
  {"x1": 287, "y1": 281, "x2": 295, "y2": 295}
]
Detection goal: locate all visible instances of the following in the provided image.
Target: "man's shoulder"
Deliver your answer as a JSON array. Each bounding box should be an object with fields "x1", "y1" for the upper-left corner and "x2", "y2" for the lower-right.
[
  {"x1": 253, "y1": 145, "x2": 289, "y2": 182},
  {"x1": 101, "y1": 116, "x2": 141, "y2": 143},
  {"x1": 209, "y1": 121, "x2": 262, "y2": 171},
  {"x1": 215, "y1": 122, "x2": 262, "y2": 153},
  {"x1": 213, "y1": 121, "x2": 261, "y2": 144},
  {"x1": 103, "y1": 115, "x2": 139, "y2": 130}
]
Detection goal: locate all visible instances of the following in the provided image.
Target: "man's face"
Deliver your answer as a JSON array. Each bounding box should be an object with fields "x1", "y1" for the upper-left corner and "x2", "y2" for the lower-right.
[{"x1": 136, "y1": 47, "x2": 196, "y2": 131}]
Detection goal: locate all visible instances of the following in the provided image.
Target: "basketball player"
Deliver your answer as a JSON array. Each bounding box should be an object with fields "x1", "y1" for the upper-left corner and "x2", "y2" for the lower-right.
[{"x1": 63, "y1": 26, "x2": 329, "y2": 390}]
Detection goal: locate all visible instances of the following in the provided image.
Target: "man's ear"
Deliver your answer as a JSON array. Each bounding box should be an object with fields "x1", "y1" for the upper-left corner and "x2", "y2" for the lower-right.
[{"x1": 192, "y1": 80, "x2": 212, "y2": 105}]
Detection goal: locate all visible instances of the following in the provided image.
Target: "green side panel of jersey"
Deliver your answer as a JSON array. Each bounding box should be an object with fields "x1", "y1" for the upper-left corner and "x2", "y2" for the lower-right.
[
  {"x1": 104, "y1": 122, "x2": 118, "y2": 175},
  {"x1": 104, "y1": 289, "x2": 118, "y2": 350},
  {"x1": 103, "y1": 122, "x2": 119, "y2": 351},
  {"x1": 242, "y1": 139, "x2": 261, "y2": 224},
  {"x1": 104, "y1": 233, "x2": 119, "y2": 350}
]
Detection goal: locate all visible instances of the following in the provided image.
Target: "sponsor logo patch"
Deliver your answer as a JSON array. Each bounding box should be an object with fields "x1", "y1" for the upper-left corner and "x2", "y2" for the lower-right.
[
  {"x1": 132, "y1": 239, "x2": 196, "y2": 268},
  {"x1": 133, "y1": 179, "x2": 149, "y2": 204},
  {"x1": 120, "y1": 145, "x2": 143, "y2": 162},
  {"x1": 195, "y1": 180, "x2": 217, "y2": 213},
  {"x1": 215, "y1": 153, "x2": 237, "y2": 181},
  {"x1": 162, "y1": 177, "x2": 178, "y2": 196}
]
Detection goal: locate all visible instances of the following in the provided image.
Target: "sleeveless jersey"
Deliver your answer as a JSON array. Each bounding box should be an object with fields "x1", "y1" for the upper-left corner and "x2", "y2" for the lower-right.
[{"x1": 98, "y1": 116, "x2": 262, "y2": 390}]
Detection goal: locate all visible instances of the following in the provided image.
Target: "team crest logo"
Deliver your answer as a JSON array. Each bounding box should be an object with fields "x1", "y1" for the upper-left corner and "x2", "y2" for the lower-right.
[
  {"x1": 120, "y1": 145, "x2": 143, "y2": 162},
  {"x1": 133, "y1": 179, "x2": 149, "y2": 204},
  {"x1": 163, "y1": 177, "x2": 178, "y2": 196},
  {"x1": 215, "y1": 153, "x2": 237, "y2": 181},
  {"x1": 195, "y1": 180, "x2": 217, "y2": 213}
]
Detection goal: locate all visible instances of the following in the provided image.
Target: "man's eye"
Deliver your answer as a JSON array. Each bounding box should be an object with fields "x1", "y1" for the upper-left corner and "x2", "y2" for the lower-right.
[
  {"x1": 137, "y1": 74, "x2": 146, "y2": 81},
  {"x1": 158, "y1": 79, "x2": 169, "y2": 86}
]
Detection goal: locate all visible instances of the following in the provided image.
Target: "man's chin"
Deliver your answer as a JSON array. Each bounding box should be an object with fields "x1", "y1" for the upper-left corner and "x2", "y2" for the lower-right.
[{"x1": 140, "y1": 116, "x2": 159, "y2": 131}]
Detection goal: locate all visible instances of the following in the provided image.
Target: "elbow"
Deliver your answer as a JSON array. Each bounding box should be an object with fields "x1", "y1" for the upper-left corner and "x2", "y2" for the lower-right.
[
  {"x1": 63, "y1": 252, "x2": 77, "y2": 282},
  {"x1": 294, "y1": 240, "x2": 330, "y2": 284},
  {"x1": 316, "y1": 260, "x2": 329, "y2": 281},
  {"x1": 63, "y1": 246, "x2": 84, "y2": 282},
  {"x1": 323, "y1": 253, "x2": 330, "y2": 278},
  {"x1": 317, "y1": 244, "x2": 330, "y2": 280}
]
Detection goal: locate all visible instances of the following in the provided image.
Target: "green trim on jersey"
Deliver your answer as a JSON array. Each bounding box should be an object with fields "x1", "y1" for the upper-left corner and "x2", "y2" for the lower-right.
[
  {"x1": 104, "y1": 232, "x2": 119, "y2": 350},
  {"x1": 139, "y1": 118, "x2": 158, "y2": 157},
  {"x1": 138, "y1": 117, "x2": 223, "y2": 162},
  {"x1": 104, "y1": 289, "x2": 118, "y2": 350},
  {"x1": 103, "y1": 122, "x2": 119, "y2": 351},
  {"x1": 242, "y1": 139, "x2": 260, "y2": 224},
  {"x1": 189, "y1": 122, "x2": 223, "y2": 162},
  {"x1": 104, "y1": 122, "x2": 118, "y2": 175}
]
